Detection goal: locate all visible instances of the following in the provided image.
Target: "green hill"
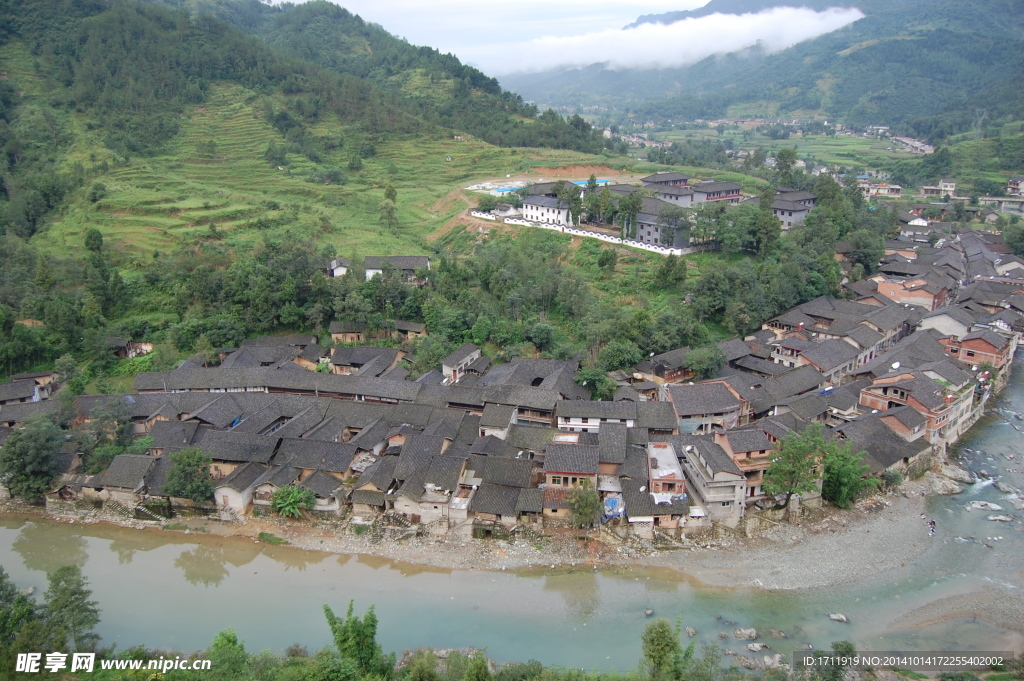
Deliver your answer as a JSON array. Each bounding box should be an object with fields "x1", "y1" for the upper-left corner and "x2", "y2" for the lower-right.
[{"x1": 501, "y1": 0, "x2": 1024, "y2": 139}]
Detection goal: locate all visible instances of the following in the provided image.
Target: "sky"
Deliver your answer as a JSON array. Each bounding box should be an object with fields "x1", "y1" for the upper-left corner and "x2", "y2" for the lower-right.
[{"x1": 320, "y1": 1, "x2": 863, "y2": 75}]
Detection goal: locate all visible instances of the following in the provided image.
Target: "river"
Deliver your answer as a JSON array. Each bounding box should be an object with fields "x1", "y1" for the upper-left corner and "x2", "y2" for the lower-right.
[{"x1": 2, "y1": 369, "x2": 1023, "y2": 668}]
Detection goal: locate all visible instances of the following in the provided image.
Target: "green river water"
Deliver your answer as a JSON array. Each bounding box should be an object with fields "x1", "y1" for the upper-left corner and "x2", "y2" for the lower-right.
[{"x1": 2, "y1": 368, "x2": 1023, "y2": 668}]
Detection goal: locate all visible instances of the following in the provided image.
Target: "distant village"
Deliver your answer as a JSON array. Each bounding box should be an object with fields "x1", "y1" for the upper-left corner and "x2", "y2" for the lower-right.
[{"x1": 2, "y1": 203, "x2": 1022, "y2": 543}]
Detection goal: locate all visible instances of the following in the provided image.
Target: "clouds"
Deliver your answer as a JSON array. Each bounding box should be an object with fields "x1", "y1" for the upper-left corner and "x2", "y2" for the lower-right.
[
  {"x1": 322, "y1": 0, "x2": 704, "y2": 54},
  {"x1": 459, "y1": 7, "x2": 864, "y2": 75}
]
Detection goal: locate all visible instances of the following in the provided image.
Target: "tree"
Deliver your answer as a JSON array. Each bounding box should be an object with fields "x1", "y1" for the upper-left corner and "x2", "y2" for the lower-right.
[
  {"x1": 599, "y1": 339, "x2": 643, "y2": 371},
  {"x1": 463, "y1": 651, "x2": 491, "y2": 681},
  {"x1": 379, "y1": 199, "x2": 398, "y2": 229},
  {"x1": 596, "y1": 249, "x2": 618, "y2": 272},
  {"x1": 527, "y1": 323, "x2": 555, "y2": 351},
  {"x1": 471, "y1": 315, "x2": 492, "y2": 346},
  {"x1": 272, "y1": 484, "x2": 315, "y2": 518},
  {"x1": 476, "y1": 194, "x2": 498, "y2": 212},
  {"x1": 162, "y1": 448, "x2": 215, "y2": 503},
  {"x1": 44, "y1": 565, "x2": 100, "y2": 652},
  {"x1": 324, "y1": 601, "x2": 393, "y2": 677},
  {"x1": 762, "y1": 423, "x2": 831, "y2": 512},
  {"x1": 383, "y1": 183, "x2": 397, "y2": 203},
  {"x1": 0, "y1": 415, "x2": 64, "y2": 502},
  {"x1": 848, "y1": 229, "x2": 884, "y2": 273},
  {"x1": 683, "y1": 346, "x2": 726, "y2": 379},
  {"x1": 656, "y1": 204, "x2": 687, "y2": 246},
  {"x1": 53, "y1": 354, "x2": 79, "y2": 384},
  {"x1": 822, "y1": 447, "x2": 877, "y2": 508},
  {"x1": 194, "y1": 333, "x2": 218, "y2": 367},
  {"x1": 84, "y1": 228, "x2": 103, "y2": 253},
  {"x1": 0, "y1": 565, "x2": 37, "y2": 647},
  {"x1": 575, "y1": 366, "x2": 615, "y2": 401},
  {"x1": 617, "y1": 192, "x2": 643, "y2": 239},
  {"x1": 753, "y1": 201, "x2": 781, "y2": 257},
  {"x1": 207, "y1": 629, "x2": 250, "y2": 681},
  {"x1": 775, "y1": 147, "x2": 798, "y2": 184},
  {"x1": 641, "y1": 619, "x2": 681, "y2": 680},
  {"x1": 566, "y1": 478, "x2": 602, "y2": 528},
  {"x1": 656, "y1": 254, "x2": 687, "y2": 287}
]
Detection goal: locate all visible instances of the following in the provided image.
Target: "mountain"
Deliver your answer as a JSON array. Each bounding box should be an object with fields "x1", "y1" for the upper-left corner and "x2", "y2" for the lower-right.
[
  {"x1": 0, "y1": 0, "x2": 609, "y2": 242},
  {"x1": 501, "y1": 0, "x2": 1024, "y2": 137}
]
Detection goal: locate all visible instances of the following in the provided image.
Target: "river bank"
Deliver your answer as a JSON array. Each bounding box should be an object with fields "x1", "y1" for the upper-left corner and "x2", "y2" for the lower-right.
[{"x1": 0, "y1": 476, "x2": 939, "y2": 590}]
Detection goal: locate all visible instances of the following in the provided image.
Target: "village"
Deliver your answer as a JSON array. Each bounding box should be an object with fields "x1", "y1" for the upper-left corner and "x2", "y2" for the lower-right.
[{"x1": 2, "y1": 171, "x2": 1023, "y2": 550}]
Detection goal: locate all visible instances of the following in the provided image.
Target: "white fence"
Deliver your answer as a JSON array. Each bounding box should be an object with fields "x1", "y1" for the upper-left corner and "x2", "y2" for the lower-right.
[
  {"x1": 470, "y1": 210, "x2": 497, "y2": 221},
  {"x1": 506, "y1": 218, "x2": 706, "y2": 256}
]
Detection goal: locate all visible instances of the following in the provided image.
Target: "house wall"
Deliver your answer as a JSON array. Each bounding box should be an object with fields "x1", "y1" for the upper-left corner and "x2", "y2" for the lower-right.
[{"x1": 216, "y1": 486, "x2": 253, "y2": 514}]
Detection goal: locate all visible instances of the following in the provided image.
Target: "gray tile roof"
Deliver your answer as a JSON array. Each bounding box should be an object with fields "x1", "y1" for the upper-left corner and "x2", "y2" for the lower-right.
[
  {"x1": 555, "y1": 400, "x2": 635, "y2": 419},
  {"x1": 277, "y1": 438, "x2": 355, "y2": 473},
  {"x1": 192, "y1": 428, "x2": 279, "y2": 464},
  {"x1": 470, "y1": 483, "x2": 520, "y2": 516},
  {"x1": 94, "y1": 454, "x2": 155, "y2": 491},
  {"x1": 443, "y1": 343, "x2": 480, "y2": 367},
  {"x1": 598, "y1": 422, "x2": 628, "y2": 464},
  {"x1": 724, "y1": 429, "x2": 773, "y2": 454},
  {"x1": 298, "y1": 470, "x2": 343, "y2": 499},
  {"x1": 666, "y1": 383, "x2": 741, "y2": 417},
  {"x1": 516, "y1": 487, "x2": 544, "y2": 513},
  {"x1": 480, "y1": 404, "x2": 516, "y2": 428},
  {"x1": 215, "y1": 461, "x2": 266, "y2": 493},
  {"x1": 0, "y1": 379, "x2": 37, "y2": 402},
  {"x1": 544, "y1": 444, "x2": 599, "y2": 475},
  {"x1": 479, "y1": 457, "x2": 532, "y2": 488}
]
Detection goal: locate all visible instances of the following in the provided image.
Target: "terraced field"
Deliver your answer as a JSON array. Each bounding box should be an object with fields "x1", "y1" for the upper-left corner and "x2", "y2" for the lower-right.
[{"x1": 39, "y1": 81, "x2": 646, "y2": 261}]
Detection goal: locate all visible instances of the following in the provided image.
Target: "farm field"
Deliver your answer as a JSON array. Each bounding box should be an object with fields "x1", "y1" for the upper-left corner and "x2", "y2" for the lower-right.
[
  {"x1": 36, "y1": 82, "x2": 662, "y2": 262},
  {"x1": 656, "y1": 127, "x2": 921, "y2": 169}
]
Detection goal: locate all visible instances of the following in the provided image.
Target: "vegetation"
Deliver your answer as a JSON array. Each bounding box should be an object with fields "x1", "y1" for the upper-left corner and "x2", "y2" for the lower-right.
[
  {"x1": 762, "y1": 422, "x2": 830, "y2": 512},
  {"x1": 162, "y1": 448, "x2": 215, "y2": 503},
  {"x1": 565, "y1": 478, "x2": 603, "y2": 528},
  {"x1": 822, "y1": 447, "x2": 878, "y2": 508},
  {"x1": 0, "y1": 415, "x2": 64, "y2": 502},
  {"x1": 272, "y1": 485, "x2": 316, "y2": 518},
  {"x1": 0, "y1": 564, "x2": 100, "y2": 672}
]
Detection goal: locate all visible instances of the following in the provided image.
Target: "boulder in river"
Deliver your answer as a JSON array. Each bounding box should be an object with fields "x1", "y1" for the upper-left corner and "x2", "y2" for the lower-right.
[
  {"x1": 764, "y1": 654, "x2": 788, "y2": 670},
  {"x1": 644, "y1": 609, "x2": 654, "y2": 617},
  {"x1": 966, "y1": 500, "x2": 1003, "y2": 511},
  {"x1": 718, "y1": 633, "x2": 729, "y2": 640},
  {"x1": 987, "y1": 514, "x2": 1014, "y2": 522},
  {"x1": 733, "y1": 628, "x2": 758, "y2": 640},
  {"x1": 768, "y1": 629, "x2": 787, "y2": 638},
  {"x1": 736, "y1": 656, "x2": 760, "y2": 670},
  {"x1": 19, "y1": 586, "x2": 35, "y2": 597},
  {"x1": 685, "y1": 626, "x2": 697, "y2": 638},
  {"x1": 993, "y1": 482, "x2": 1016, "y2": 494},
  {"x1": 828, "y1": 613, "x2": 849, "y2": 623},
  {"x1": 747, "y1": 643, "x2": 768, "y2": 652},
  {"x1": 927, "y1": 473, "x2": 963, "y2": 495},
  {"x1": 938, "y1": 464, "x2": 974, "y2": 484}
]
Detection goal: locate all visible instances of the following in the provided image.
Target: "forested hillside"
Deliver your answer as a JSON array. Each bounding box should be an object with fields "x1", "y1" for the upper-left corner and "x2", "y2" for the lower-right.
[{"x1": 502, "y1": 0, "x2": 1024, "y2": 140}]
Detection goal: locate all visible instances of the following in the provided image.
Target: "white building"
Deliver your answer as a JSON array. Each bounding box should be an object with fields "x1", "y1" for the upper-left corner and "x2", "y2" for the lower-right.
[{"x1": 522, "y1": 195, "x2": 570, "y2": 226}]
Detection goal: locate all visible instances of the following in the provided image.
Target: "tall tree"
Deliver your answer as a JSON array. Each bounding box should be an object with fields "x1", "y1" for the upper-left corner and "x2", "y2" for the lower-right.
[
  {"x1": 641, "y1": 619, "x2": 681, "y2": 681},
  {"x1": 44, "y1": 565, "x2": 100, "y2": 652},
  {"x1": 566, "y1": 478, "x2": 602, "y2": 528},
  {"x1": 324, "y1": 601, "x2": 393, "y2": 677},
  {"x1": 762, "y1": 423, "x2": 829, "y2": 512},
  {"x1": 0, "y1": 415, "x2": 64, "y2": 502},
  {"x1": 162, "y1": 448, "x2": 215, "y2": 503}
]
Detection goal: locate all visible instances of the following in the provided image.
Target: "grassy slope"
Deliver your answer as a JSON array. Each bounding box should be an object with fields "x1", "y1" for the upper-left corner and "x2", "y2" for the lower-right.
[{"x1": 0, "y1": 35, "x2": 763, "y2": 324}]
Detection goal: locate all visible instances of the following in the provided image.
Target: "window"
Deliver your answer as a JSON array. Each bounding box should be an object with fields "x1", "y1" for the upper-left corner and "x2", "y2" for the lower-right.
[
  {"x1": 722, "y1": 501, "x2": 732, "y2": 506},
  {"x1": 551, "y1": 476, "x2": 562, "y2": 485},
  {"x1": 966, "y1": 350, "x2": 975, "y2": 357}
]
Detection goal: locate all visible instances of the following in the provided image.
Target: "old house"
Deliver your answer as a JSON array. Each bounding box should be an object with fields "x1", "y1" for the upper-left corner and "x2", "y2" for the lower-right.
[
  {"x1": 363, "y1": 256, "x2": 431, "y2": 282},
  {"x1": 669, "y1": 435, "x2": 745, "y2": 525},
  {"x1": 0, "y1": 379, "x2": 49, "y2": 406},
  {"x1": 442, "y1": 344, "x2": 482, "y2": 383},
  {"x1": 664, "y1": 382, "x2": 745, "y2": 433}
]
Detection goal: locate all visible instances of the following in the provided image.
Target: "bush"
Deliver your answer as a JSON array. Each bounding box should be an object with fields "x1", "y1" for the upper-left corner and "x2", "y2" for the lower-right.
[
  {"x1": 272, "y1": 485, "x2": 315, "y2": 518},
  {"x1": 881, "y1": 469, "x2": 903, "y2": 490}
]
